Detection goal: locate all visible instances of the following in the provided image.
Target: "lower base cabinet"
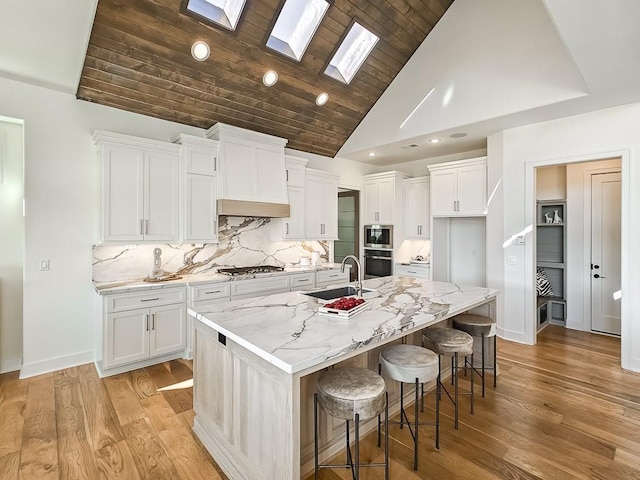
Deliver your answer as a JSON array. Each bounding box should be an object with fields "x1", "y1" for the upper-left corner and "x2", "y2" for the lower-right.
[{"x1": 97, "y1": 287, "x2": 187, "y2": 377}]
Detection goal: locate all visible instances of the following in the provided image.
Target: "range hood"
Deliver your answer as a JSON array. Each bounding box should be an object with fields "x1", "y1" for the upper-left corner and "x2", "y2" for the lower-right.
[{"x1": 217, "y1": 199, "x2": 290, "y2": 218}]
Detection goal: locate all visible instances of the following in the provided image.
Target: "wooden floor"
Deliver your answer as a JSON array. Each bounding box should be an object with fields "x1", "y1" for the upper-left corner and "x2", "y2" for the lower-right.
[{"x1": 1, "y1": 326, "x2": 639, "y2": 479}]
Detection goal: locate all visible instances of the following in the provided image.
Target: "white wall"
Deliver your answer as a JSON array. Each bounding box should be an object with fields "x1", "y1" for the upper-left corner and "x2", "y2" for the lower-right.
[
  {"x1": 487, "y1": 102, "x2": 639, "y2": 372},
  {"x1": 0, "y1": 77, "x2": 375, "y2": 377},
  {"x1": 0, "y1": 120, "x2": 24, "y2": 372},
  {"x1": 536, "y1": 165, "x2": 566, "y2": 200},
  {"x1": 0, "y1": 77, "x2": 204, "y2": 377}
]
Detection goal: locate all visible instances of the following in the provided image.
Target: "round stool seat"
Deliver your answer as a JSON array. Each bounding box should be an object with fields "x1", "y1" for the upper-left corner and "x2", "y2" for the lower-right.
[
  {"x1": 422, "y1": 328, "x2": 473, "y2": 356},
  {"x1": 317, "y1": 368, "x2": 386, "y2": 421},
  {"x1": 380, "y1": 344, "x2": 439, "y2": 384},
  {"x1": 453, "y1": 314, "x2": 497, "y2": 337}
]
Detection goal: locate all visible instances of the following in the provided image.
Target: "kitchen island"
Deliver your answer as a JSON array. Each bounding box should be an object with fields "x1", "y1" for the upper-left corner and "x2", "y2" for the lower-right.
[{"x1": 188, "y1": 276, "x2": 498, "y2": 480}]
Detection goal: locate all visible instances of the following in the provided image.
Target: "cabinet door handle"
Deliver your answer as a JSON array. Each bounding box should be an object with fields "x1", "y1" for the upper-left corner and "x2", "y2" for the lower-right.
[
  {"x1": 213, "y1": 157, "x2": 217, "y2": 172},
  {"x1": 205, "y1": 290, "x2": 221, "y2": 294},
  {"x1": 146, "y1": 314, "x2": 149, "y2": 331},
  {"x1": 213, "y1": 219, "x2": 217, "y2": 234},
  {"x1": 141, "y1": 297, "x2": 160, "y2": 302},
  {"x1": 286, "y1": 169, "x2": 289, "y2": 182},
  {"x1": 151, "y1": 313, "x2": 155, "y2": 330},
  {"x1": 286, "y1": 222, "x2": 289, "y2": 235},
  {"x1": 140, "y1": 220, "x2": 144, "y2": 235},
  {"x1": 144, "y1": 220, "x2": 149, "y2": 235}
]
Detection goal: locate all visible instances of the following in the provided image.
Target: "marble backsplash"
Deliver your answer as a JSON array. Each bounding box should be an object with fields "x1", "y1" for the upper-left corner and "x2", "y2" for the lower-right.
[{"x1": 93, "y1": 217, "x2": 329, "y2": 283}]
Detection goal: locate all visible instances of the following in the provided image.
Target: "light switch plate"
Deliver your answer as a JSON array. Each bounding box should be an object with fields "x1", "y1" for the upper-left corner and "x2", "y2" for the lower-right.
[{"x1": 40, "y1": 259, "x2": 50, "y2": 271}]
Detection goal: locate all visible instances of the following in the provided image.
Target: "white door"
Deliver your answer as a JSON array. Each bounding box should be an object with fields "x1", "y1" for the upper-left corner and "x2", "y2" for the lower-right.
[
  {"x1": 364, "y1": 179, "x2": 379, "y2": 223},
  {"x1": 591, "y1": 172, "x2": 621, "y2": 335},
  {"x1": 376, "y1": 177, "x2": 395, "y2": 224},
  {"x1": 105, "y1": 309, "x2": 149, "y2": 368},
  {"x1": 284, "y1": 186, "x2": 305, "y2": 240},
  {"x1": 305, "y1": 173, "x2": 323, "y2": 238},
  {"x1": 404, "y1": 181, "x2": 422, "y2": 238},
  {"x1": 430, "y1": 170, "x2": 457, "y2": 216},
  {"x1": 321, "y1": 176, "x2": 338, "y2": 239},
  {"x1": 149, "y1": 304, "x2": 186, "y2": 357},
  {"x1": 144, "y1": 150, "x2": 179, "y2": 241},
  {"x1": 184, "y1": 173, "x2": 217, "y2": 242},
  {"x1": 457, "y1": 164, "x2": 487, "y2": 215}
]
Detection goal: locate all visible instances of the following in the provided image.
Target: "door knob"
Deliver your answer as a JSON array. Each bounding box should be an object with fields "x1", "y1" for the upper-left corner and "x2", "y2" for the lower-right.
[
  {"x1": 594, "y1": 274, "x2": 600, "y2": 278},
  {"x1": 593, "y1": 264, "x2": 600, "y2": 269}
]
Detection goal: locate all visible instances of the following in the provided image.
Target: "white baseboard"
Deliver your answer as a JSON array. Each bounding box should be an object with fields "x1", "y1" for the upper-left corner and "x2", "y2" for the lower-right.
[
  {"x1": 497, "y1": 327, "x2": 530, "y2": 345},
  {"x1": 0, "y1": 356, "x2": 22, "y2": 374},
  {"x1": 19, "y1": 350, "x2": 94, "y2": 379}
]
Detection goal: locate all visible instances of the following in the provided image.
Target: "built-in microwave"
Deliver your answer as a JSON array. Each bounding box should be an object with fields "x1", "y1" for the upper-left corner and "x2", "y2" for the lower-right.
[{"x1": 364, "y1": 224, "x2": 393, "y2": 249}]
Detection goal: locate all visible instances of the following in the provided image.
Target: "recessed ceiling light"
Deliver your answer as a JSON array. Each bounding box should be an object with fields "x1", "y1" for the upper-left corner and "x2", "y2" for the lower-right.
[
  {"x1": 450, "y1": 132, "x2": 468, "y2": 138},
  {"x1": 429, "y1": 138, "x2": 441, "y2": 144},
  {"x1": 191, "y1": 41, "x2": 210, "y2": 61},
  {"x1": 368, "y1": 152, "x2": 377, "y2": 157},
  {"x1": 316, "y1": 92, "x2": 329, "y2": 106},
  {"x1": 263, "y1": 70, "x2": 279, "y2": 86}
]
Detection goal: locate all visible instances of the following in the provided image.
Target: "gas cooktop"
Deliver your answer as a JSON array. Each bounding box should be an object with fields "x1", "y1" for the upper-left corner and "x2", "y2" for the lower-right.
[{"x1": 217, "y1": 265, "x2": 285, "y2": 276}]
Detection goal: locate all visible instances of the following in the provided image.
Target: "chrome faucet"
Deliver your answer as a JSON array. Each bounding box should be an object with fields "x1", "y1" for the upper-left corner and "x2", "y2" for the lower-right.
[{"x1": 341, "y1": 255, "x2": 363, "y2": 297}]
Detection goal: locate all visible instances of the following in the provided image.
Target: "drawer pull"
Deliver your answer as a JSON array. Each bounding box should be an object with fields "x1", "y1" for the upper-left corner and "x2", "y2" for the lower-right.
[
  {"x1": 140, "y1": 297, "x2": 160, "y2": 302},
  {"x1": 205, "y1": 290, "x2": 221, "y2": 294}
]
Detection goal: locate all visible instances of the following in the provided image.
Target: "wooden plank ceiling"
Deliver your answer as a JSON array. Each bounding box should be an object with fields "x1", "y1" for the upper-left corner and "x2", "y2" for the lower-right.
[{"x1": 78, "y1": 0, "x2": 453, "y2": 157}]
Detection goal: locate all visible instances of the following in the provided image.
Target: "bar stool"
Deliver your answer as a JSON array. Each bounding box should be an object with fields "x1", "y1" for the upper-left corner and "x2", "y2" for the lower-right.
[
  {"x1": 453, "y1": 313, "x2": 498, "y2": 397},
  {"x1": 314, "y1": 367, "x2": 389, "y2": 480},
  {"x1": 422, "y1": 328, "x2": 474, "y2": 429},
  {"x1": 378, "y1": 344, "x2": 439, "y2": 470}
]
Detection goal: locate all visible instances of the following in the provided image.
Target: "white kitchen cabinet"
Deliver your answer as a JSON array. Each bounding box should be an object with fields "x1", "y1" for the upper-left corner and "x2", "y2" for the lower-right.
[
  {"x1": 176, "y1": 135, "x2": 220, "y2": 242},
  {"x1": 429, "y1": 157, "x2": 487, "y2": 216},
  {"x1": 404, "y1": 176, "x2": 430, "y2": 239},
  {"x1": 315, "y1": 268, "x2": 349, "y2": 286},
  {"x1": 305, "y1": 169, "x2": 338, "y2": 240},
  {"x1": 363, "y1": 172, "x2": 409, "y2": 225},
  {"x1": 97, "y1": 287, "x2": 187, "y2": 376},
  {"x1": 395, "y1": 263, "x2": 430, "y2": 279},
  {"x1": 206, "y1": 123, "x2": 288, "y2": 204},
  {"x1": 95, "y1": 131, "x2": 180, "y2": 243},
  {"x1": 272, "y1": 156, "x2": 308, "y2": 241},
  {"x1": 289, "y1": 272, "x2": 315, "y2": 291},
  {"x1": 230, "y1": 276, "x2": 291, "y2": 301}
]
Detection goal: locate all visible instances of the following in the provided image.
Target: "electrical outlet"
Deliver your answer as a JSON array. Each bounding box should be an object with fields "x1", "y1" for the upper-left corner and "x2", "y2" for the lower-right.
[
  {"x1": 506, "y1": 256, "x2": 517, "y2": 265},
  {"x1": 39, "y1": 259, "x2": 50, "y2": 271}
]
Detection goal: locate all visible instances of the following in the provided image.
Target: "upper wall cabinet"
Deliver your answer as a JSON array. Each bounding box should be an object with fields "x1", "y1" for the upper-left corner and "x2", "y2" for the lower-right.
[
  {"x1": 271, "y1": 155, "x2": 308, "y2": 241},
  {"x1": 428, "y1": 157, "x2": 487, "y2": 217},
  {"x1": 404, "y1": 176, "x2": 430, "y2": 239},
  {"x1": 175, "y1": 134, "x2": 219, "y2": 243},
  {"x1": 206, "y1": 123, "x2": 288, "y2": 204},
  {"x1": 305, "y1": 168, "x2": 338, "y2": 240},
  {"x1": 95, "y1": 131, "x2": 180, "y2": 243},
  {"x1": 363, "y1": 171, "x2": 409, "y2": 225}
]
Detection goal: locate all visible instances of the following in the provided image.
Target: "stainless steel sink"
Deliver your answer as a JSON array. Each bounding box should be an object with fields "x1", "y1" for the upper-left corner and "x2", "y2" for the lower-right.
[{"x1": 304, "y1": 286, "x2": 375, "y2": 300}]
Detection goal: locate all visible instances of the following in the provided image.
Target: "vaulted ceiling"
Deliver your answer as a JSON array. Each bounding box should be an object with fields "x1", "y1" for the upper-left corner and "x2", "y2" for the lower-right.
[{"x1": 76, "y1": 0, "x2": 453, "y2": 157}]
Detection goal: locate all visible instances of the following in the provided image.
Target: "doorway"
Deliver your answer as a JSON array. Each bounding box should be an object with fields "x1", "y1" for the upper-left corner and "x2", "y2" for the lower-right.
[
  {"x1": 534, "y1": 158, "x2": 622, "y2": 340},
  {"x1": 0, "y1": 118, "x2": 25, "y2": 373},
  {"x1": 335, "y1": 190, "x2": 359, "y2": 281}
]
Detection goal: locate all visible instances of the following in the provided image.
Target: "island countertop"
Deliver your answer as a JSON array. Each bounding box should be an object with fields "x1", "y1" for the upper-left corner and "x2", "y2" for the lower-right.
[{"x1": 188, "y1": 276, "x2": 499, "y2": 375}]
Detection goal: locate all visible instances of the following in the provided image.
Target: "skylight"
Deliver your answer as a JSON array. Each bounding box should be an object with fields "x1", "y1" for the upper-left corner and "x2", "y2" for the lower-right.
[
  {"x1": 266, "y1": 0, "x2": 330, "y2": 62},
  {"x1": 184, "y1": 0, "x2": 247, "y2": 31},
  {"x1": 324, "y1": 22, "x2": 378, "y2": 84}
]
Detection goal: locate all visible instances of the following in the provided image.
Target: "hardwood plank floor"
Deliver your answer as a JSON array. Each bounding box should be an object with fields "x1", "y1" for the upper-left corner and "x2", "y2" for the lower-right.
[{"x1": 1, "y1": 326, "x2": 639, "y2": 479}]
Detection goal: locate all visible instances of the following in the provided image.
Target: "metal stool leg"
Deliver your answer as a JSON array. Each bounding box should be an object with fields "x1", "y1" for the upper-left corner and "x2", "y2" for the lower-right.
[
  {"x1": 400, "y1": 382, "x2": 404, "y2": 429},
  {"x1": 470, "y1": 352, "x2": 474, "y2": 414},
  {"x1": 385, "y1": 392, "x2": 389, "y2": 480},
  {"x1": 493, "y1": 334, "x2": 497, "y2": 388},
  {"x1": 314, "y1": 394, "x2": 319, "y2": 480},
  {"x1": 355, "y1": 414, "x2": 360, "y2": 480},
  {"x1": 414, "y1": 378, "x2": 419, "y2": 470},
  {"x1": 454, "y1": 352, "x2": 459, "y2": 429},
  {"x1": 481, "y1": 335, "x2": 486, "y2": 397},
  {"x1": 435, "y1": 375, "x2": 440, "y2": 449}
]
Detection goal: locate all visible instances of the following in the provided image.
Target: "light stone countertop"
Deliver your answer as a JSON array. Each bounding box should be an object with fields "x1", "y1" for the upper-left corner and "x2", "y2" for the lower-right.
[
  {"x1": 93, "y1": 263, "x2": 348, "y2": 295},
  {"x1": 189, "y1": 276, "x2": 499, "y2": 375}
]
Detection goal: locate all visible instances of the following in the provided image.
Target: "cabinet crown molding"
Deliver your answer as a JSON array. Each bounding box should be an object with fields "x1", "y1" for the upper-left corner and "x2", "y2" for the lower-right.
[
  {"x1": 206, "y1": 123, "x2": 288, "y2": 148},
  {"x1": 363, "y1": 170, "x2": 409, "y2": 180},
  {"x1": 93, "y1": 130, "x2": 181, "y2": 153},
  {"x1": 284, "y1": 155, "x2": 309, "y2": 166},
  {"x1": 404, "y1": 176, "x2": 430, "y2": 184},
  {"x1": 173, "y1": 134, "x2": 219, "y2": 149},
  {"x1": 427, "y1": 156, "x2": 487, "y2": 172}
]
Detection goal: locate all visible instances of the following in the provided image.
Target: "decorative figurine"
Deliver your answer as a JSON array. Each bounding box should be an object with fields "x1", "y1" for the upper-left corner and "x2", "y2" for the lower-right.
[
  {"x1": 544, "y1": 212, "x2": 553, "y2": 224},
  {"x1": 149, "y1": 247, "x2": 164, "y2": 279},
  {"x1": 553, "y1": 209, "x2": 563, "y2": 224}
]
